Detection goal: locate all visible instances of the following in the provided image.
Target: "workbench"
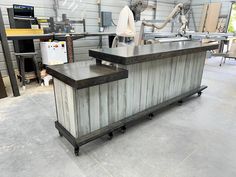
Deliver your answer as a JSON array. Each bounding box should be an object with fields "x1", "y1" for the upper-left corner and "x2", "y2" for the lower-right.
[
  {"x1": 1, "y1": 28, "x2": 115, "y2": 96},
  {"x1": 47, "y1": 41, "x2": 218, "y2": 156},
  {"x1": 6, "y1": 32, "x2": 116, "y2": 63}
]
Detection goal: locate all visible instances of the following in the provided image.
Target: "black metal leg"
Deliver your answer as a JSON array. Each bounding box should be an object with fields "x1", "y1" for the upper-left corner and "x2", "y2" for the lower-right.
[
  {"x1": 148, "y1": 113, "x2": 154, "y2": 120},
  {"x1": 96, "y1": 59, "x2": 102, "y2": 65},
  {"x1": 59, "y1": 131, "x2": 63, "y2": 137},
  {"x1": 108, "y1": 132, "x2": 113, "y2": 140},
  {"x1": 19, "y1": 57, "x2": 26, "y2": 88},
  {"x1": 33, "y1": 55, "x2": 42, "y2": 84},
  {"x1": 178, "y1": 100, "x2": 183, "y2": 105},
  {"x1": 74, "y1": 146, "x2": 80, "y2": 156},
  {"x1": 120, "y1": 126, "x2": 126, "y2": 133},
  {"x1": 197, "y1": 91, "x2": 202, "y2": 97}
]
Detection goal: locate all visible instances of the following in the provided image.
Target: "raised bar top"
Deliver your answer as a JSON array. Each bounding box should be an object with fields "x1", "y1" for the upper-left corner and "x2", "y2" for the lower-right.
[
  {"x1": 47, "y1": 62, "x2": 128, "y2": 89},
  {"x1": 89, "y1": 41, "x2": 219, "y2": 65}
]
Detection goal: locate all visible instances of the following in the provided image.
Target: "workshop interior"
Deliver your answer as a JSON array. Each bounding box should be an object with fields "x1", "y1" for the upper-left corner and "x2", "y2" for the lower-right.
[{"x1": 0, "y1": 0, "x2": 236, "y2": 176}]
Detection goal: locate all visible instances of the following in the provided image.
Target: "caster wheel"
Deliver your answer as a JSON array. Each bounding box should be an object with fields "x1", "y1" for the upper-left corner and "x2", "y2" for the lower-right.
[
  {"x1": 25, "y1": 79, "x2": 30, "y2": 84},
  {"x1": 178, "y1": 100, "x2": 183, "y2": 105},
  {"x1": 198, "y1": 92, "x2": 202, "y2": 97},
  {"x1": 59, "y1": 132, "x2": 63, "y2": 137},
  {"x1": 74, "y1": 147, "x2": 80, "y2": 156},
  {"x1": 108, "y1": 132, "x2": 113, "y2": 140},
  {"x1": 17, "y1": 75, "x2": 21, "y2": 80},
  {"x1": 148, "y1": 113, "x2": 154, "y2": 120},
  {"x1": 120, "y1": 126, "x2": 126, "y2": 133}
]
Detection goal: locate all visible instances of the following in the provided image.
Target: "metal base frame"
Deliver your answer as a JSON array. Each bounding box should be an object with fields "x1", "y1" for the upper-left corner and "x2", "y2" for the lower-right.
[{"x1": 55, "y1": 85, "x2": 207, "y2": 156}]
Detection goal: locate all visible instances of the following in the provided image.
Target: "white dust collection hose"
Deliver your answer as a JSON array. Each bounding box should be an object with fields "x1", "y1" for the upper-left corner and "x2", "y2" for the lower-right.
[
  {"x1": 142, "y1": 3, "x2": 184, "y2": 30},
  {"x1": 115, "y1": 5, "x2": 136, "y2": 37},
  {"x1": 112, "y1": 6, "x2": 136, "y2": 48},
  {"x1": 138, "y1": 3, "x2": 185, "y2": 45}
]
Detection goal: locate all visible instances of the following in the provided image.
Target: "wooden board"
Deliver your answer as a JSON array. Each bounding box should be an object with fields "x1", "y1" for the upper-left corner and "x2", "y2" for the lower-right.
[
  {"x1": 204, "y1": 3, "x2": 222, "y2": 32},
  {"x1": 6, "y1": 29, "x2": 44, "y2": 36},
  {"x1": 0, "y1": 72, "x2": 7, "y2": 99},
  {"x1": 199, "y1": 4, "x2": 209, "y2": 32}
]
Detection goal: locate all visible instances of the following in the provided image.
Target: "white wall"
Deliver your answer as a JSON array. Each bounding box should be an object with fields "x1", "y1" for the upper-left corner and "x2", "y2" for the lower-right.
[{"x1": 0, "y1": 0, "x2": 175, "y2": 77}]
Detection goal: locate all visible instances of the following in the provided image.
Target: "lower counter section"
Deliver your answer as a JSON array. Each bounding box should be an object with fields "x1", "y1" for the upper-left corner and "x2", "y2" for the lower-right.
[{"x1": 53, "y1": 51, "x2": 207, "y2": 141}]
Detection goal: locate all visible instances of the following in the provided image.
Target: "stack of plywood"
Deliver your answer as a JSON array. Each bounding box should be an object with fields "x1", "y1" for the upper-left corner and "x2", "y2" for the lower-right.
[{"x1": 199, "y1": 3, "x2": 222, "y2": 32}]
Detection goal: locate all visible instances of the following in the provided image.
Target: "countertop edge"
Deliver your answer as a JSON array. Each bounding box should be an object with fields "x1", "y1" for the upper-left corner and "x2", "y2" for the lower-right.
[
  {"x1": 46, "y1": 64, "x2": 128, "y2": 89},
  {"x1": 89, "y1": 43, "x2": 219, "y2": 65}
]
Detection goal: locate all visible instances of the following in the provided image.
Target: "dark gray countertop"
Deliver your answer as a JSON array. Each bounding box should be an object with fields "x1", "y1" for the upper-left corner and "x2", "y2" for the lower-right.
[
  {"x1": 89, "y1": 41, "x2": 219, "y2": 65},
  {"x1": 47, "y1": 62, "x2": 128, "y2": 89}
]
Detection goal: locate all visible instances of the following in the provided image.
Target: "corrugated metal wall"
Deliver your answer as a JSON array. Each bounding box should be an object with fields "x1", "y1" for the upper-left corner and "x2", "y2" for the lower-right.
[{"x1": 0, "y1": 0, "x2": 176, "y2": 77}]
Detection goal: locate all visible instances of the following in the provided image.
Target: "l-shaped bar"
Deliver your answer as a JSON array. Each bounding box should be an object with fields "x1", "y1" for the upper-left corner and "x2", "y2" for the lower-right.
[{"x1": 47, "y1": 41, "x2": 218, "y2": 156}]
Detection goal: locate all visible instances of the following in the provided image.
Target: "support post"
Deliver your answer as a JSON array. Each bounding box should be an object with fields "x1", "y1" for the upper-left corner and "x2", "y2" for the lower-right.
[
  {"x1": 225, "y1": 2, "x2": 233, "y2": 33},
  {"x1": 0, "y1": 8, "x2": 20, "y2": 97},
  {"x1": 97, "y1": 0, "x2": 102, "y2": 48},
  {"x1": 65, "y1": 34, "x2": 74, "y2": 63},
  {"x1": 83, "y1": 19, "x2": 86, "y2": 33},
  {"x1": 152, "y1": 0, "x2": 157, "y2": 32}
]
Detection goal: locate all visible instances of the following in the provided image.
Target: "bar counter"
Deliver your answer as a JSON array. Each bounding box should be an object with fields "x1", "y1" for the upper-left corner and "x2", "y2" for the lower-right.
[
  {"x1": 89, "y1": 41, "x2": 217, "y2": 65},
  {"x1": 48, "y1": 41, "x2": 218, "y2": 156}
]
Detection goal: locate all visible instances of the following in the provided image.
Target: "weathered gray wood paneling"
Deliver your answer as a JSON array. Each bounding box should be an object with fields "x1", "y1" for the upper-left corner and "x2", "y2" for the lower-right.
[
  {"x1": 77, "y1": 88, "x2": 90, "y2": 135},
  {"x1": 89, "y1": 86, "x2": 100, "y2": 131},
  {"x1": 54, "y1": 78, "x2": 78, "y2": 137},
  {"x1": 99, "y1": 83, "x2": 109, "y2": 127},
  {"x1": 54, "y1": 52, "x2": 206, "y2": 138}
]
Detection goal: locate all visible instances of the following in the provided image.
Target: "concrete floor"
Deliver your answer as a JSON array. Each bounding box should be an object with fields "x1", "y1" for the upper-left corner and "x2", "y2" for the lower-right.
[{"x1": 0, "y1": 58, "x2": 236, "y2": 177}]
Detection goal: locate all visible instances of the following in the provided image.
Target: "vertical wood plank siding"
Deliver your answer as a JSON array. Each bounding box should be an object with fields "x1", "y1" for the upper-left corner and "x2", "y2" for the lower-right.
[{"x1": 54, "y1": 52, "x2": 206, "y2": 138}]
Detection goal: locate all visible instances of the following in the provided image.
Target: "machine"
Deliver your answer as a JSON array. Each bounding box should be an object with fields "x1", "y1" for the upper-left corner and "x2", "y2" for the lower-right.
[
  {"x1": 138, "y1": 3, "x2": 191, "y2": 45},
  {"x1": 40, "y1": 41, "x2": 67, "y2": 65},
  {"x1": 129, "y1": 0, "x2": 191, "y2": 44},
  {"x1": 37, "y1": 14, "x2": 86, "y2": 33},
  {"x1": 130, "y1": 0, "x2": 149, "y2": 21},
  {"x1": 112, "y1": 1, "x2": 191, "y2": 47},
  {"x1": 13, "y1": 4, "x2": 34, "y2": 20}
]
